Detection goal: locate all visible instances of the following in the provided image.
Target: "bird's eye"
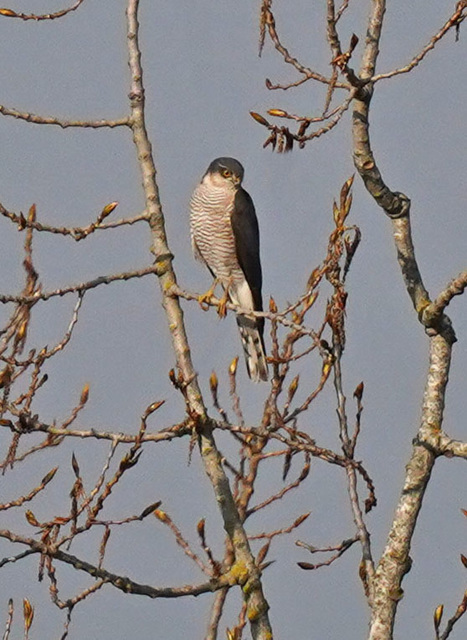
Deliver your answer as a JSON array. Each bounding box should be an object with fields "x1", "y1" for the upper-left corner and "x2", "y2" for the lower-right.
[{"x1": 222, "y1": 169, "x2": 232, "y2": 178}]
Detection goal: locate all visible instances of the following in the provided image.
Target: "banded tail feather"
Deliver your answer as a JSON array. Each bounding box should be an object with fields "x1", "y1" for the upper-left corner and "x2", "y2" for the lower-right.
[{"x1": 236, "y1": 315, "x2": 268, "y2": 382}]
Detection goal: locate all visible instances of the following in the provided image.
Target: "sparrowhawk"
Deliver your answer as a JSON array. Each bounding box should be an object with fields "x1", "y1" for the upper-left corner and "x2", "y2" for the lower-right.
[{"x1": 190, "y1": 157, "x2": 268, "y2": 382}]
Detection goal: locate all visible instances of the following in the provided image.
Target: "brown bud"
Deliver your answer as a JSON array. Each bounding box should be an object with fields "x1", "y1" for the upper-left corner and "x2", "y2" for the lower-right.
[
  {"x1": 144, "y1": 400, "x2": 165, "y2": 417},
  {"x1": 41, "y1": 467, "x2": 58, "y2": 486},
  {"x1": 293, "y1": 512, "x2": 311, "y2": 528},
  {"x1": 23, "y1": 598, "x2": 34, "y2": 631},
  {"x1": 268, "y1": 109, "x2": 288, "y2": 118},
  {"x1": 333, "y1": 201, "x2": 340, "y2": 226},
  {"x1": 298, "y1": 463, "x2": 311, "y2": 482},
  {"x1": 80, "y1": 383, "x2": 90, "y2": 405},
  {"x1": 16, "y1": 321, "x2": 27, "y2": 342},
  {"x1": 197, "y1": 518, "x2": 206, "y2": 538},
  {"x1": 249, "y1": 111, "x2": 270, "y2": 127},
  {"x1": 0, "y1": 365, "x2": 12, "y2": 388},
  {"x1": 25, "y1": 510, "x2": 40, "y2": 527},
  {"x1": 353, "y1": 381, "x2": 364, "y2": 401},
  {"x1": 98, "y1": 201, "x2": 119, "y2": 222},
  {"x1": 229, "y1": 356, "x2": 239, "y2": 376},
  {"x1": 433, "y1": 604, "x2": 443, "y2": 630},
  {"x1": 119, "y1": 451, "x2": 141, "y2": 472},
  {"x1": 140, "y1": 501, "x2": 162, "y2": 519},
  {"x1": 209, "y1": 371, "x2": 218, "y2": 393},
  {"x1": 256, "y1": 542, "x2": 270, "y2": 566},
  {"x1": 28, "y1": 204, "x2": 36, "y2": 223},
  {"x1": 287, "y1": 375, "x2": 300, "y2": 403},
  {"x1": 71, "y1": 453, "x2": 80, "y2": 478},
  {"x1": 340, "y1": 175, "x2": 354, "y2": 205},
  {"x1": 17, "y1": 213, "x2": 27, "y2": 230},
  {"x1": 154, "y1": 509, "x2": 168, "y2": 523}
]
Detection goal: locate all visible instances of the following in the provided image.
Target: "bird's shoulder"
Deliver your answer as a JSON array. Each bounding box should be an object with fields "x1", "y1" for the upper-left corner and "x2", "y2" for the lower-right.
[{"x1": 234, "y1": 187, "x2": 255, "y2": 215}]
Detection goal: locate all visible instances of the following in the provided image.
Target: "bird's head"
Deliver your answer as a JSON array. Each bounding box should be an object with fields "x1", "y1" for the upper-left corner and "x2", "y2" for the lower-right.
[{"x1": 204, "y1": 157, "x2": 244, "y2": 188}]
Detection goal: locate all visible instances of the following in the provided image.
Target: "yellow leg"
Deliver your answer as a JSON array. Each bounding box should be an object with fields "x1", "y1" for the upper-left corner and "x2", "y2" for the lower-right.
[
  {"x1": 198, "y1": 278, "x2": 219, "y2": 311},
  {"x1": 217, "y1": 286, "x2": 230, "y2": 318},
  {"x1": 216, "y1": 276, "x2": 233, "y2": 318},
  {"x1": 199, "y1": 277, "x2": 232, "y2": 318}
]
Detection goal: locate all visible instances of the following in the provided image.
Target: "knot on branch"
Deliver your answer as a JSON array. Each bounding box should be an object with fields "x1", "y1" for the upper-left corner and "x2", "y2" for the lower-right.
[
  {"x1": 153, "y1": 252, "x2": 174, "y2": 276},
  {"x1": 384, "y1": 192, "x2": 411, "y2": 219},
  {"x1": 420, "y1": 306, "x2": 457, "y2": 344},
  {"x1": 354, "y1": 82, "x2": 373, "y2": 102},
  {"x1": 128, "y1": 88, "x2": 143, "y2": 106}
]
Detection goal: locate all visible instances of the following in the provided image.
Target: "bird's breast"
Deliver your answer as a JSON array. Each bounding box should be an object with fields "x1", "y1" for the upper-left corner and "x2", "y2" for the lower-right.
[{"x1": 190, "y1": 184, "x2": 243, "y2": 284}]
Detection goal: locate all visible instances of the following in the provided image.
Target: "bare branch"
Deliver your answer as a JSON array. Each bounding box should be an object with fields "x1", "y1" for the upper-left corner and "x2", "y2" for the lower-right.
[
  {"x1": 0, "y1": 104, "x2": 129, "y2": 128},
  {"x1": 205, "y1": 589, "x2": 229, "y2": 640},
  {"x1": 296, "y1": 535, "x2": 358, "y2": 570},
  {"x1": 2, "y1": 598, "x2": 14, "y2": 640},
  {"x1": 0, "y1": 468, "x2": 57, "y2": 511},
  {"x1": 372, "y1": 3, "x2": 467, "y2": 82},
  {"x1": 259, "y1": 0, "x2": 350, "y2": 89},
  {"x1": 335, "y1": 0, "x2": 350, "y2": 22},
  {"x1": 368, "y1": 335, "x2": 453, "y2": 640},
  {"x1": 0, "y1": 528, "x2": 227, "y2": 598},
  {"x1": 439, "y1": 587, "x2": 467, "y2": 640},
  {"x1": 0, "y1": 264, "x2": 161, "y2": 305},
  {"x1": 249, "y1": 511, "x2": 310, "y2": 541},
  {"x1": 426, "y1": 271, "x2": 467, "y2": 319},
  {"x1": 171, "y1": 284, "x2": 323, "y2": 343},
  {"x1": 246, "y1": 453, "x2": 310, "y2": 517},
  {"x1": 0, "y1": 0, "x2": 86, "y2": 21},
  {"x1": 0, "y1": 201, "x2": 147, "y2": 239},
  {"x1": 154, "y1": 508, "x2": 211, "y2": 575}
]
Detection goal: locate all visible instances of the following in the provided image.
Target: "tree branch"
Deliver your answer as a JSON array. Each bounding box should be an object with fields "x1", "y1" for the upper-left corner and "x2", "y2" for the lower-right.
[
  {"x1": 426, "y1": 271, "x2": 467, "y2": 320},
  {"x1": 372, "y1": 3, "x2": 467, "y2": 82},
  {"x1": 350, "y1": 3, "x2": 463, "y2": 638},
  {"x1": 126, "y1": 2, "x2": 273, "y2": 637},
  {"x1": 0, "y1": 104, "x2": 129, "y2": 128},
  {"x1": 0, "y1": 529, "x2": 226, "y2": 598},
  {"x1": 368, "y1": 335, "x2": 452, "y2": 640},
  {"x1": 0, "y1": 0, "x2": 86, "y2": 21},
  {"x1": 0, "y1": 265, "x2": 161, "y2": 305}
]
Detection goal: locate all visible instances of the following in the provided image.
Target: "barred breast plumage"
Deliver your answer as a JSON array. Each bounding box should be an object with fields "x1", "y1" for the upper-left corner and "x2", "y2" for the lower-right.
[{"x1": 190, "y1": 179, "x2": 244, "y2": 286}]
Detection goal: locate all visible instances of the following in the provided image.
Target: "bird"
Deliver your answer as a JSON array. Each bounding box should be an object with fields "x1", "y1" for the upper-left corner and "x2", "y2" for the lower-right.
[{"x1": 190, "y1": 157, "x2": 268, "y2": 382}]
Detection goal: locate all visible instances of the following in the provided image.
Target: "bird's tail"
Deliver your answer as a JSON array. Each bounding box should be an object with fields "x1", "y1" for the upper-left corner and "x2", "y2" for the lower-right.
[{"x1": 236, "y1": 315, "x2": 268, "y2": 382}]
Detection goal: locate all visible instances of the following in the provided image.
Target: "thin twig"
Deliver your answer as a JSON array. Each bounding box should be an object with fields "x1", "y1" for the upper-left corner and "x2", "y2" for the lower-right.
[
  {"x1": 0, "y1": 265, "x2": 160, "y2": 305},
  {"x1": 0, "y1": 105, "x2": 129, "y2": 128},
  {"x1": 0, "y1": 0, "x2": 86, "y2": 21},
  {"x1": 372, "y1": 4, "x2": 467, "y2": 82}
]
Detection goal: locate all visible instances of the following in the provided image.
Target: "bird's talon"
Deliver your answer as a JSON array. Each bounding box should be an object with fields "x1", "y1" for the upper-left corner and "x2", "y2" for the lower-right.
[
  {"x1": 217, "y1": 298, "x2": 228, "y2": 318},
  {"x1": 198, "y1": 280, "x2": 219, "y2": 311},
  {"x1": 198, "y1": 293, "x2": 212, "y2": 311}
]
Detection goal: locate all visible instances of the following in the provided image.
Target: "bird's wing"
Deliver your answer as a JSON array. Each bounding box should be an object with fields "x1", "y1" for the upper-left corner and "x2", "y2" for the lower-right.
[{"x1": 230, "y1": 188, "x2": 264, "y2": 314}]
